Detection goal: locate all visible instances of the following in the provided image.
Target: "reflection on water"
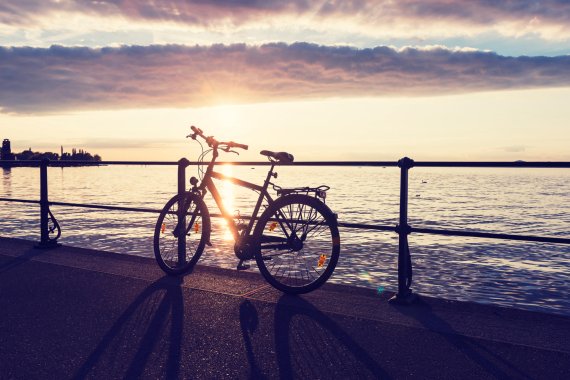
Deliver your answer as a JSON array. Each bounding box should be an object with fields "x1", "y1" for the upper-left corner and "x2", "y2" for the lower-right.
[
  {"x1": 220, "y1": 164, "x2": 235, "y2": 241},
  {"x1": 1, "y1": 165, "x2": 569, "y2": 315},
  {"x1": 2, "y1": 167, "x2": 11, "y2": 197}
]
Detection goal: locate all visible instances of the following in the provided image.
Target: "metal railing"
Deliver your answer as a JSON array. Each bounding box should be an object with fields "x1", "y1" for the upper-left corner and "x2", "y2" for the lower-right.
[{"x1": 1, "y1": 158, "x2": 570, "y2": 304}]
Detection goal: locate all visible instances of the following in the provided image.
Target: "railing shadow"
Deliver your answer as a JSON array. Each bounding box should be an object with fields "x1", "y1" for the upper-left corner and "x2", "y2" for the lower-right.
[
  {"x1": 0, "y1": 246, "x2": 47, "y2": 275},
  {"x1": 272, "y1": 295, "x2": 388, "y2": 379},
  {"x1": 391, "y1": 299, "x2": 533, "y2": 379},
  {"x1": 72, "y1": 276, "x2": 184, "y2": 379}
]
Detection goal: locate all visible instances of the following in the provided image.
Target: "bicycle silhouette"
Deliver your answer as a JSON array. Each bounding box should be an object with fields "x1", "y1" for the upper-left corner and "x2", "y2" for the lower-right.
[{"x1": 154, "y1": 126, "x2": 340, "y2": 294}]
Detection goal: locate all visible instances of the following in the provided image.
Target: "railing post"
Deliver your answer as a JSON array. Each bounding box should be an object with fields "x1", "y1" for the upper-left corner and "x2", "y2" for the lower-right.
[
  {"x1": 390, "y1": 157, "x2": 416, "y2": 304},
  {"x1": 36, "y1": 158, "x2": 60, "y2": 249},
  {"x1": 177, "y1": 158, "x2": 190, "y2": 264}
]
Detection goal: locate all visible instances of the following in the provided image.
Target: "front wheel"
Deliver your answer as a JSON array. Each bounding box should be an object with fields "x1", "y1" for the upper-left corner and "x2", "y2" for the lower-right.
[
  {"x1": 154, "y1": 192, "x2": 211, "y2": 275},
  {"x1": 253, "y1": 194, "x2": 340, "y2": 294}
]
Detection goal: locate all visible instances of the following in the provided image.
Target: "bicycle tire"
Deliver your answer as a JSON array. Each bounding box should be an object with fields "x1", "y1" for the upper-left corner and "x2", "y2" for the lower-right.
[
  {"x1": 154, "y1": 192, "x2": 210, "y2": 275},
  {"x1": 253, "y1": 194, "x2": 340, "y2": 294}
]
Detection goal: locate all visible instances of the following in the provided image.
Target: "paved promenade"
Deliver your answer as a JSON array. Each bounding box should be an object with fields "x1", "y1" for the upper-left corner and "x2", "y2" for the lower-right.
[{"x1": 1, "y1": 237, "x2": 569, "y2": 379}]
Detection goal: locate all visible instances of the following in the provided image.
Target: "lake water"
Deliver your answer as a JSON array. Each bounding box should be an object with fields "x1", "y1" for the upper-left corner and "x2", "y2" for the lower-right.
[{"x1": 1, "y1": 164, "x2": 569, "y2": 315}]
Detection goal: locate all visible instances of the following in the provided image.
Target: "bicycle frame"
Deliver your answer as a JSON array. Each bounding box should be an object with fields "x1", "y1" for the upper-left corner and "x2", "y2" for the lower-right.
[
  {"x1": 189, "y1": 155, "x2": 279, "y2": 246},
  {"x1": 204, "y1": 166, "x2": 276, "y2": 241}
]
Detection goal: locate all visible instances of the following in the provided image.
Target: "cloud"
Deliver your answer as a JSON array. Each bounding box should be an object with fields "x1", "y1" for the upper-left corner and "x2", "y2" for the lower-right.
[
  {"x1": 2, "y1": 1, "x2": 570, "y2": 38},
  {"x1": 1, "y1": 43, "x2": 569, "y2": 113}
]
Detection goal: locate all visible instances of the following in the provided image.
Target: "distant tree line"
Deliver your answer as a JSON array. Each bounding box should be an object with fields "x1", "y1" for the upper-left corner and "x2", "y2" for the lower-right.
[
  {"x1": 14, "y1": 148, "x2": 101, "y2": 162},
  {"x1": 2, "y1": 139, "x2": 101, "y2": 164}
]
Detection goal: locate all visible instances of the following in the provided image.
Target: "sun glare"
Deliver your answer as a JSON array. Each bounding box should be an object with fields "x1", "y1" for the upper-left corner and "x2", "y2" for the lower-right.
[{"x1": 220, "y1": 164, "x2": 235, "y2": 241}]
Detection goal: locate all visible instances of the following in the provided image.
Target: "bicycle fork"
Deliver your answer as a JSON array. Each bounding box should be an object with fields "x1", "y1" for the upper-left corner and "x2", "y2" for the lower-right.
[{"x1": 172, "y1": 198, "x2": 200, "y2": 239}]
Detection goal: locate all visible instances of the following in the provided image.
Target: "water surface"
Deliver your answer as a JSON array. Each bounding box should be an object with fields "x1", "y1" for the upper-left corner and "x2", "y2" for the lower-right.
[{"x1": 1, "y1": 165, "x2": 569, "y2": 315}]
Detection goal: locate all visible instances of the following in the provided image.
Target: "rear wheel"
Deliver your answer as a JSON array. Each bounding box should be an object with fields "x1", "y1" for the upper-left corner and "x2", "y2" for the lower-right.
[
  {"x1": 253, "y1": 194, "x2": 340, "y2": 294},
  {"x1": 154, "y1": 192, "x2": 210, "y2": 275}
]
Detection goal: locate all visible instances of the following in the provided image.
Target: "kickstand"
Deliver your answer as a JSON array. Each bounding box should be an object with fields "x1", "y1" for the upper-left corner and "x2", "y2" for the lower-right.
[{"x1": 237, "y1": 259, "x2": 250, "y2": 270}]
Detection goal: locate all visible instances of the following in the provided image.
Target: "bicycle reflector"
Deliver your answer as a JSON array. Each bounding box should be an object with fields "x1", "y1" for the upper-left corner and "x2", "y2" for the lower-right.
[
  {"x1": 194, "y1": 222, "x2": 200, "y2": 233},
  {"x1": 268, "y1": 222, "x2": 278, "y2": 231},
  {"x1": 161, "y1": 223, "x2": 166, "y2": 233},
  {"x1": 317, "y1": 254, "x2": 327, "y2": 267}
]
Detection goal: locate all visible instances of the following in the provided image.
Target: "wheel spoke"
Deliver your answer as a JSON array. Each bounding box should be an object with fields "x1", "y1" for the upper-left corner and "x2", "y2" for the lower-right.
[
  {"x1": 154, "y1": 194, "x2": 208, "y2": 274},
  {"x1": 305, "y1": 220, "x2": 329, "y2": 240},
  {"x1": 255, "y1": 196, "x2": 339, "y2": 294}
]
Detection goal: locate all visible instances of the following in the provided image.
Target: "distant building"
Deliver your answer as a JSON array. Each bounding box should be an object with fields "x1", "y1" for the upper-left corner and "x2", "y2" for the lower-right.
[{"x1": 1, "y1": 139, "x2": 15, "y2": 161}]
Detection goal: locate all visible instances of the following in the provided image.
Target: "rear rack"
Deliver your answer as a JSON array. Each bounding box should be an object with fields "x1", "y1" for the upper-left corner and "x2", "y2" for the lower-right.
[{"x1": 273, "y1": 185, "x2": 330, "y2": 201}]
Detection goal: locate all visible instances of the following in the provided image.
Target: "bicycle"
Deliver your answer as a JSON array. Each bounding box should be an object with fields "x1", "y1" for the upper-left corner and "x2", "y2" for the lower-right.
[{"x1": 153, "y1": 126, "x2": 340, "y2": 294}]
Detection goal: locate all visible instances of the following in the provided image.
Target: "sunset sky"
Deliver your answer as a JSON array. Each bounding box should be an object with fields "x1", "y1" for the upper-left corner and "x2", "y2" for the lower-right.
[{"x1": 1, "y1": 1, "x2": 569, "y2": 161}]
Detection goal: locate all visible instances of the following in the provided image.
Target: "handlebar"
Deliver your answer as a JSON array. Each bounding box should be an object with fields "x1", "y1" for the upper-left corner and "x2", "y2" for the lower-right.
[
  {"x1": 227, "y1": 141, "x2": 249, "y2": 150},
  {"x1": 190, "y1": 125, "x2": 204, "y2": 136},
  {"x1": 188, "y1": 125, "x2": 249, "y2": 151}
]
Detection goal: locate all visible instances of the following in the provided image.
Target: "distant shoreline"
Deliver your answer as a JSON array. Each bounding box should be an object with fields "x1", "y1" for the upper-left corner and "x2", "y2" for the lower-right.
[{"x1": 1, "y1": 162, "x2": 102, "y2": 168}]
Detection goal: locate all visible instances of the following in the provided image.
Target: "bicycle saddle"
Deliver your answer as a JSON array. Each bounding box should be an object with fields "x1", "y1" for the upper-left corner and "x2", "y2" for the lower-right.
[{"x1": 260, "y1": 150, "x2": 294, "y2": 163}]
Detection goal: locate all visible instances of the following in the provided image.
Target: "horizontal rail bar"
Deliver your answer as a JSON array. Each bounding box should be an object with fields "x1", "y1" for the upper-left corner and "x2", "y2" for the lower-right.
[
  {"x1": 49, "y1": 201, "x2": 162, "y2": 214},
  {"x1": 73, "y1": 161, "x2": 178, "y2": 166},
  {"x1": 1, "y1": 160, "x2": 399, "y2": 167},
  {"x1": 1, "y1": 161, "x2": 178, "y2": 166},
  {"x1": 412, "y1": 227, "x2": 570, "y2": 245},
  {"x1": 414, "y1": 162, "x2": 570, "y2": 168},
  {"x1": 0, "y1": 197, "x2": 39, "y2": 204},
  {"x1": 3, "y1": 197, "x2": 567, "y2": 245},
  {"x1": 175, "y1": 211, "x2": 397, "y2": 232},
  {"x1": 227, "y1": 161, "x2": 399, "y2": 167},
  {"x1": 3, "y1": 160, "x2": 570, "y2": 168}
]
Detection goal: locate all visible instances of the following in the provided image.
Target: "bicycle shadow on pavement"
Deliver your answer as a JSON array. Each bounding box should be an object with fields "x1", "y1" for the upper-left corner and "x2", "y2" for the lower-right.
[
  {"x1": 72, "y1": 276, "x2": 184, "y2": 380},
  {"x1": 271, "y1": 294, "x2": 389, "y2": 380},
  {"x1": 239, "y1": 299, "x2": 267, "y2": 380}
]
